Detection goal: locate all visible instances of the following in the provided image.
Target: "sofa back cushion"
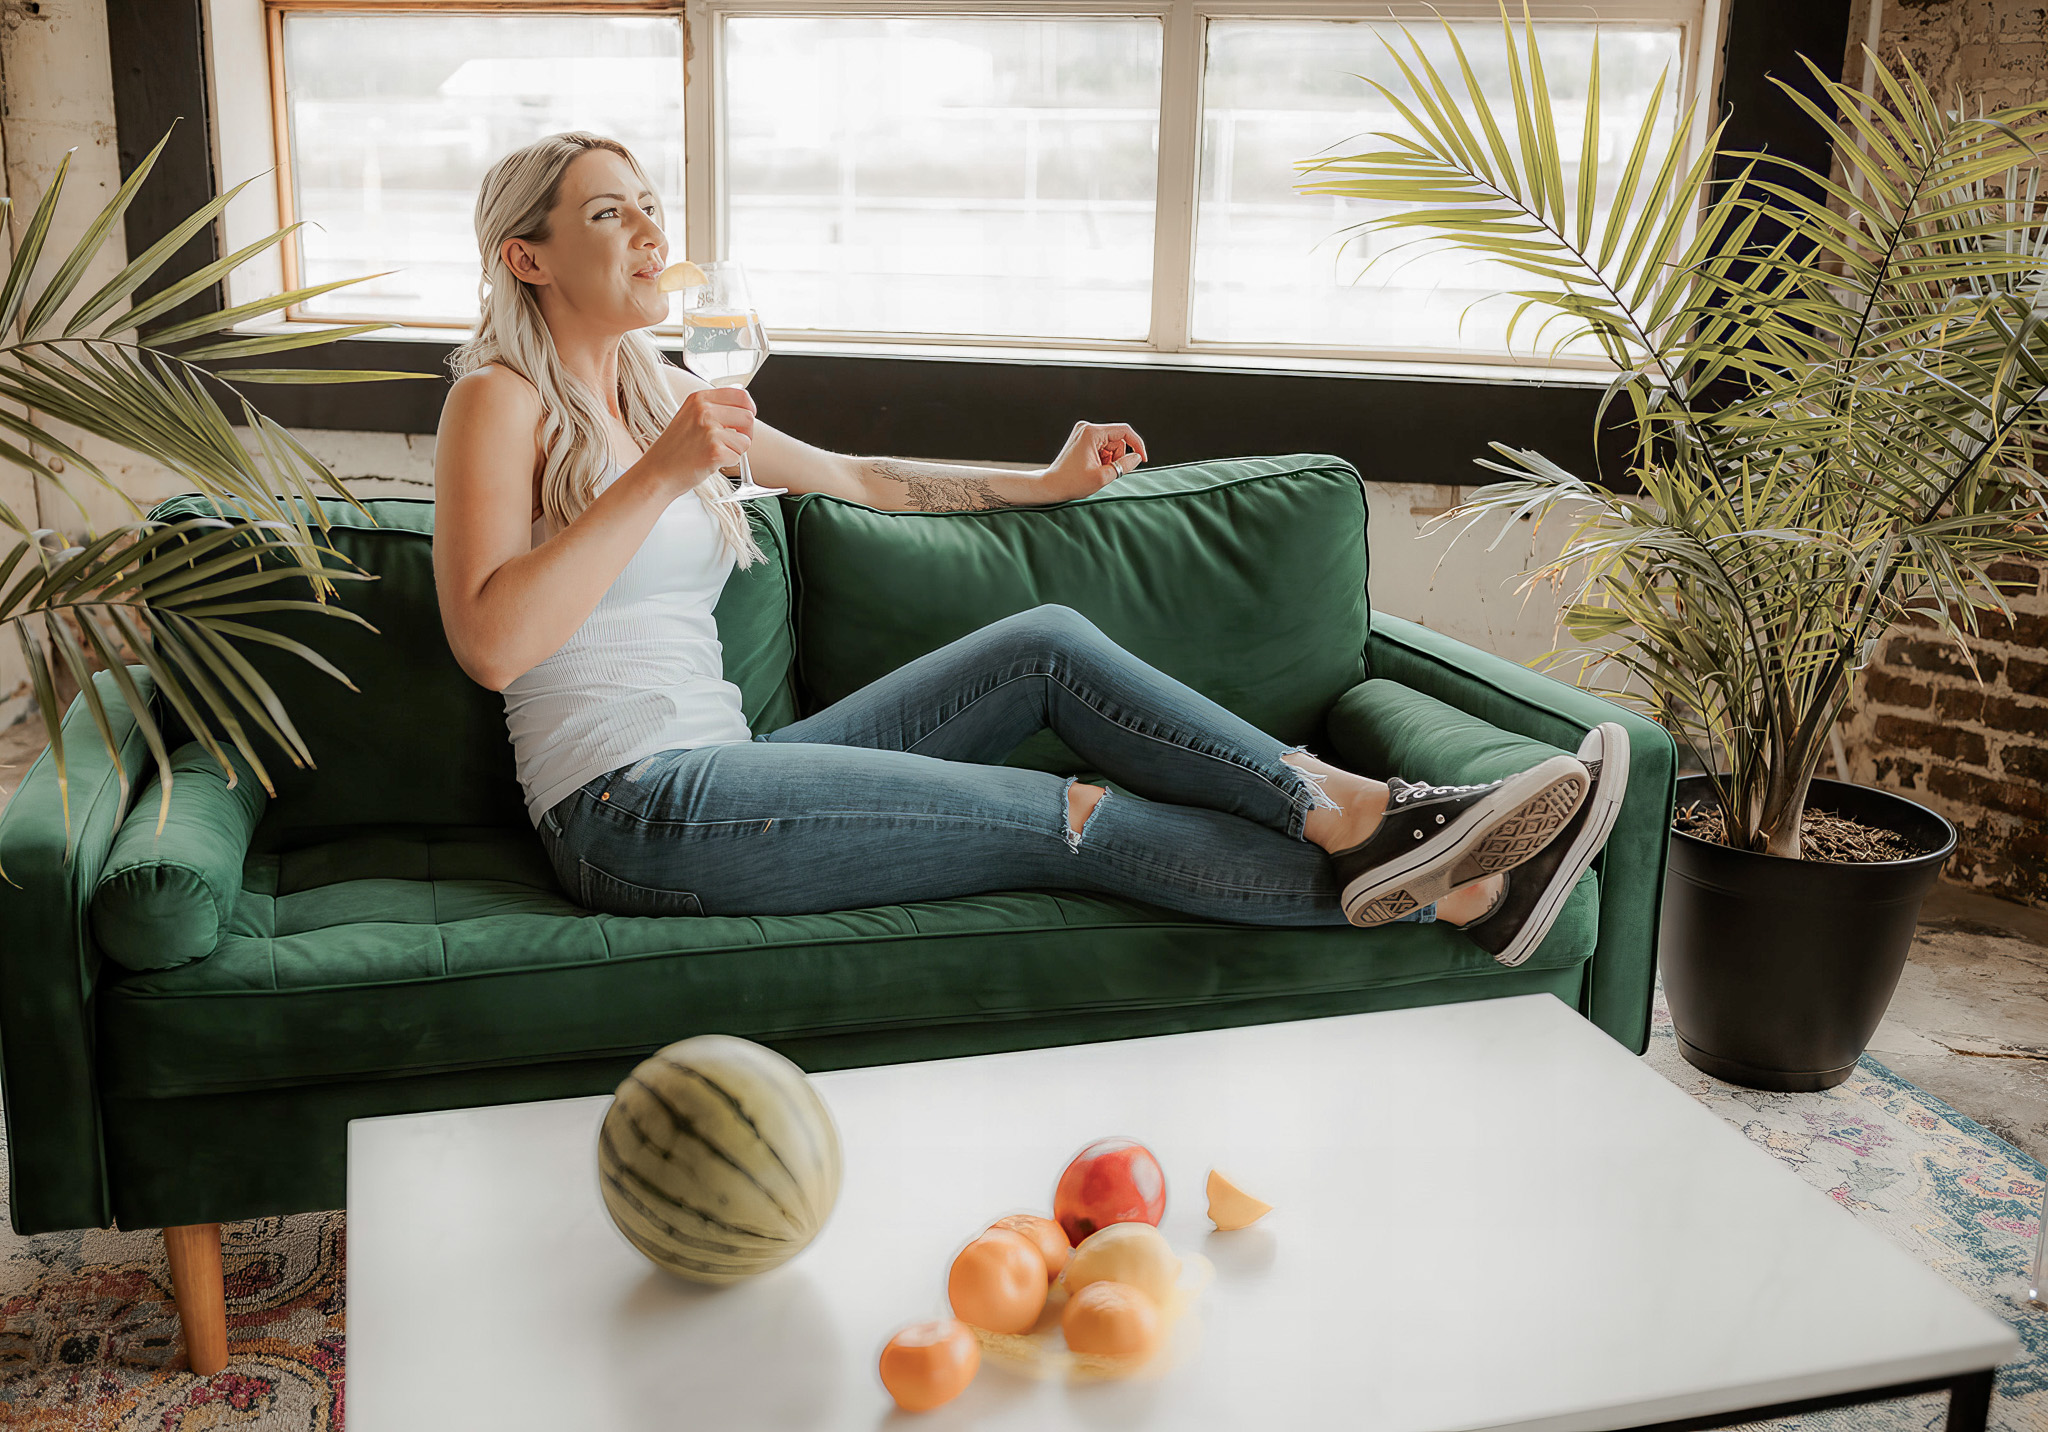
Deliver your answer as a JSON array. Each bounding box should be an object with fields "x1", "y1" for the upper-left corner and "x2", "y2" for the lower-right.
[
  {"x1": 785, "y1": 455, "x2": 1369, "y2": 770},
  {"x1": 145, "y1": 494, "x2": 796, "y2": 837}
]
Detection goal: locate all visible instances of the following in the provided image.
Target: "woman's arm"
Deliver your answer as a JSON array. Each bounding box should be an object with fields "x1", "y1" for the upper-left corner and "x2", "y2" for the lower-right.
[
  {"x1": 662, "y1": 365, "x2": 1146, "y2": 511},
  {"x1": 433, "y1": 365, "x2": 754, "y2": 691}
]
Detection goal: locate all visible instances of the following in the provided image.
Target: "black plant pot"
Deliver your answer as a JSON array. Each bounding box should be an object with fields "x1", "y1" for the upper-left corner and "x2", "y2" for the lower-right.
[{"x1": 1660, "y1": 775, "x2": 1956, "y2": 1092}]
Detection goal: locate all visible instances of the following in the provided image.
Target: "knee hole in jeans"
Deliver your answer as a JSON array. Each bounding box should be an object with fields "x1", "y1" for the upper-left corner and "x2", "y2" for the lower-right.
[{"x1": 1067, "y1": 781, "x2": 1106, "y2": 837}]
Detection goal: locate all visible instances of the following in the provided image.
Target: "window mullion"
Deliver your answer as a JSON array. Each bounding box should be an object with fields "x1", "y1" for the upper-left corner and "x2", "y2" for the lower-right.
[
  {"x1": 683, "y1": 0, "x2": 718, "y2": 262},
  {"x1": 1148, "y1": 0, "x2": 1202, "y2": 353}
]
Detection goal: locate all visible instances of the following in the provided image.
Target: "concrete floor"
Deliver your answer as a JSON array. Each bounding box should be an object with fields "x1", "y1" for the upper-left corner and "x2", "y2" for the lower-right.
[
  {"x1": 2, "y1": 717, "x2": 2045, "y2": 1164},
  {"x1": 1869, "y1": 882, "x2": 2048, "y2": 1166}
]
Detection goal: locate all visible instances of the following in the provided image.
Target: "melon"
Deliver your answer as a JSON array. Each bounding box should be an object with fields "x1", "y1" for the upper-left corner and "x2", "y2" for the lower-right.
[{"x1": 598, "y1": 1034, "x2": 842, "y2": 1284}]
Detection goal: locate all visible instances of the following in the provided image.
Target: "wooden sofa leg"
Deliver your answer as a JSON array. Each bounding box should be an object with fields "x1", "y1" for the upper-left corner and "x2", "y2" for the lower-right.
[{"x1": 163, "y1": 1222, "x2": 227, "y2": 1375}]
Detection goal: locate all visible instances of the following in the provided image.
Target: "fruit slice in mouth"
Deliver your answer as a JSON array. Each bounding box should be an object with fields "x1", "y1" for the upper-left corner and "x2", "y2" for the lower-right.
[{"x1": 655, "y1": 259, "x2": 708, "y2": 292}]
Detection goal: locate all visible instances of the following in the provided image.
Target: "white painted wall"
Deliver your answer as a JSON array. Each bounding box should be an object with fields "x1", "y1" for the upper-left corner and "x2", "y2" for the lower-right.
[
  {"x1": 1366, "y1": 481, "x2": 1580, "y2": 669},
  {"x1": 0, "y1": 0, "x2": 1576, "y2": 737},
  {"x1": 0, "y1": 0, "x2": 150, "y2": 728}
]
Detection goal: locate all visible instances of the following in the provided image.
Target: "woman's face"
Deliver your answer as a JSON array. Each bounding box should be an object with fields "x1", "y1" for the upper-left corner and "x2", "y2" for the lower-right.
[{"x1": 505, "y1": 148, "x2": 669, "y2": 333}]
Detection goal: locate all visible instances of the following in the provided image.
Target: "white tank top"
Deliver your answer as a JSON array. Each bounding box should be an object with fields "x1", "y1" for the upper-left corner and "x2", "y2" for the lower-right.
[{"x1": 503, "y1": 463, "x2": 752, "y2": 825}]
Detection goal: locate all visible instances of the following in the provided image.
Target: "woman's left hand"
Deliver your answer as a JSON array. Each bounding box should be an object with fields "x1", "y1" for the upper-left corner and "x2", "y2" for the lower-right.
[{"x1": 1041, "y1": 421, "x2": 1148, "y2": 501}]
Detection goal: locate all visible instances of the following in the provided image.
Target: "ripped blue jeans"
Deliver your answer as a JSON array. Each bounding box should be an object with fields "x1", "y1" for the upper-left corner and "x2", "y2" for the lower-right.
[{"x1": 536, "y1": 604, "x2": 1437, "y2": 927}]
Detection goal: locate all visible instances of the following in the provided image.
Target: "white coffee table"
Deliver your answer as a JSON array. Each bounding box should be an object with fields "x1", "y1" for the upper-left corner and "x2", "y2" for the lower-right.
[{"x1": 346, "y1": 994, "x2": 2019, "y2": 1430}]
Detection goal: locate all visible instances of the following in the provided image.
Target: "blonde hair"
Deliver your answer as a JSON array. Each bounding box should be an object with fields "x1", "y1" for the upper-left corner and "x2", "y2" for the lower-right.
[{"x1": 449, "y1": 131, "x2": 766, "y2": 568}]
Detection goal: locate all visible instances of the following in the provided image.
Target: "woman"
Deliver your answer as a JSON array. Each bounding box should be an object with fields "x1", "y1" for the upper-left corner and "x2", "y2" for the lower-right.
[{"x1": 432, "y1": 132, "x2": 1626, "y2": 962}]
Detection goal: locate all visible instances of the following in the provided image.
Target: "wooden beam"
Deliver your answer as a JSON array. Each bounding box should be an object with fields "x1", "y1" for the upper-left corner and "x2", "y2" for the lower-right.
[{"x1": 104, "y1": 0, "x2": 220, "y2": 327}]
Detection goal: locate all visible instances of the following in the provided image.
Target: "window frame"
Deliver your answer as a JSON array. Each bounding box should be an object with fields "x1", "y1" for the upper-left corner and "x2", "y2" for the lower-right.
[{"x1": 237, "y1": 0, "x2": 1723, "y2": 371}]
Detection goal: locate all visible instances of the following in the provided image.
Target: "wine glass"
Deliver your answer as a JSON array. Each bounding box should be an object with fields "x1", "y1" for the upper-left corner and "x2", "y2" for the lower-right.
[{"x1": 673, "y1": 260, "x2": 785, "y2": 502}]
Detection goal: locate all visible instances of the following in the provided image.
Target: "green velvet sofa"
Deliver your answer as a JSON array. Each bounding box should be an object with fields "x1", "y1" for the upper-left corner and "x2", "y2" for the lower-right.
[{"x1": 0, "y1": 453, "x2": 1675, "y2": 1244}]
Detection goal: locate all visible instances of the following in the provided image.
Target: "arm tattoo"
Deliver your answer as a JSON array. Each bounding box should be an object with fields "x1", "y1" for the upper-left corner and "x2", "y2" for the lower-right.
[{"x1": 871, "y1": 459, "x2": 1013, "y2": 512}]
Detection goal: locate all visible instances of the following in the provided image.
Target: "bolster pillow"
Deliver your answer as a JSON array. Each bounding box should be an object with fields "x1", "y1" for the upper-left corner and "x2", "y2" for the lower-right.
[{"x1": 91, "y1": 742, "x2": 267, "y2": 971}]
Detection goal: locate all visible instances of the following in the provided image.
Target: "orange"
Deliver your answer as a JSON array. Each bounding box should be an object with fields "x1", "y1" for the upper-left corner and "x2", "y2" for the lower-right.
[
  {"x1": 1061, "y1": 1279, "x2": 1161, "y2": 1360},
  {"x1": 879, "y1": 1318, "x2": 979, "y2": 1411},
  {"x1": 990, "y1": 1214, "x2": 1071, "y2": 1282},
  {"x1": 947, "y1": 1227, "x2": 1048, "y2": 1334}
]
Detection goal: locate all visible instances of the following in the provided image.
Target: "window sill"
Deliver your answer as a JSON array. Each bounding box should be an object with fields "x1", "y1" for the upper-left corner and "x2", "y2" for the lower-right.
[
  {"x1": 211, "y1": 320, "x2": 1630, "y2": 489},
  {"x1": 227, "y1": 320, "x2": 1619, "y2": 389}
]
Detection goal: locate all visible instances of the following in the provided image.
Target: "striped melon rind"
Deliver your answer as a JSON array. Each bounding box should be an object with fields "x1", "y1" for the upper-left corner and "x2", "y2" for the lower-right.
[{"x1": 598, "y1": 1034, "x2": 843, "y2": 1284}]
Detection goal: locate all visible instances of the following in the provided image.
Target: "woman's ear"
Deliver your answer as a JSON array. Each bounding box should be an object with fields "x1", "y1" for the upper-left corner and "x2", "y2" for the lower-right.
[{"x1": 502, "y1": 237, "x2": 549, "y2": 287}]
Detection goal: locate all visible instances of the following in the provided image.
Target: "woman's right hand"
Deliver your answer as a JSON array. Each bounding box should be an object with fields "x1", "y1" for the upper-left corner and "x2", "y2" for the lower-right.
[{"x1": 649, "y1": 386, "x2": 756, "y2": 490}]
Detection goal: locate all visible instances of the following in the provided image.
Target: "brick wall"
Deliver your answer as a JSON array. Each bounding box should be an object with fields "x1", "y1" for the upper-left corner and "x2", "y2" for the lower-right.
[
  {"x1": 1864, "y1": 0, "x2": 2048, "y2": 109},
  {"x1": 1841, "y1": 561, "x2": 2048, "y2": 903},
  {"x1": 1833, "y1": 1, "x2": 2048, "y2": 907}
]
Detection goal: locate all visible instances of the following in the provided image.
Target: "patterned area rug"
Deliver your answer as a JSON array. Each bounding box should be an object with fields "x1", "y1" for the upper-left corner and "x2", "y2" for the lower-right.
[
  {"x1": 0, "y1": 1200, "x2": 342, "y2": 1430},
  {"x1": 1642, "y1": 993, "x2": 2048, "y2": 1432},
  {"x1": 0, "y1": 988, "x2": 2039, "y2": 1429}
]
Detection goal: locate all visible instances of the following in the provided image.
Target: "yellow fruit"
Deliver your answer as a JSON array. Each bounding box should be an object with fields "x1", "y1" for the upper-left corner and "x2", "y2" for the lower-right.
[
  {"x1": 655, "y1": 259, "x2": 709, "y2": 292},
  {"x1": 1063, "y1": 1222, "x2": 1180, "y2": 1308},
  {"x1": 1205, "y1": 1168, "x2": 1272, "y2": 1230},
  {"x1": 1061, "y1": 1280, "x2": 1161, "y2": 1359}
]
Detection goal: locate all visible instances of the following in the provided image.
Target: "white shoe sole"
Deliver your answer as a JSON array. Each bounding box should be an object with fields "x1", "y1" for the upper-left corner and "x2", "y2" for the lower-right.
[
  {"x1": 1343, "y1": 754, "x2": 1589, "y2": 927},
  {"x1": 1493, "y1": 722, "x2": 1631, "y2": 967}
]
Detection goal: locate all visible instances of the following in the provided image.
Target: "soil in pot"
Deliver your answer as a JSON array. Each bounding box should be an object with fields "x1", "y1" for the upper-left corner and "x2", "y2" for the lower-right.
[{"x1": 1671, "y1": 804, "x2": 1923, "y2": 862}]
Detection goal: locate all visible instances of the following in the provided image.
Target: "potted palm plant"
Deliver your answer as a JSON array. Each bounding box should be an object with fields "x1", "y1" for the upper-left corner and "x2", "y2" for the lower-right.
[
  {"x1": 1299, "y1": 18, "x2": 2048, "y2": 1089},
  {"x1": 1, "y1": 129, "x2": 422, "y2": 858}
]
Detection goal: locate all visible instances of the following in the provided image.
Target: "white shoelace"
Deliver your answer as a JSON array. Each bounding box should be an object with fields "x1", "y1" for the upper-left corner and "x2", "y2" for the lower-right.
[{"x1": 1390, "y1": 778, "x2": 1490, "y2": 805}]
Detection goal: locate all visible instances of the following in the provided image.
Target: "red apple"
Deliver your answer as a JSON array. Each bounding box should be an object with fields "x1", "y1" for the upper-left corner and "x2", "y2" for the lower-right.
[{"x1": 1053, "y1": 1137, "x2": 1166, "y2": 1245}]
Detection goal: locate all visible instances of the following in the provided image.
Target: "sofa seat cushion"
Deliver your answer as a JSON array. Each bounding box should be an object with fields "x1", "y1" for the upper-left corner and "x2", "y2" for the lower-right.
[{"x1": 97, "y1": 823, "x2": 1598, "y2": 1101}]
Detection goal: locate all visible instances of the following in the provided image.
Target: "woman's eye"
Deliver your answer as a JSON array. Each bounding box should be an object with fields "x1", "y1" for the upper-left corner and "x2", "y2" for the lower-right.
[
  {"x1": 593, "y1": 207, "x2": 618, "y2": 220},
  {"x1": 642, "y1": 205, "x2": 658, "y2": 217}
]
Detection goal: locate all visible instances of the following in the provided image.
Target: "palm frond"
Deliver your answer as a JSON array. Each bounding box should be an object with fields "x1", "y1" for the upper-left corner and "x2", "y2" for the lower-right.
[
  {"x1": 0, "y1": 149, "x2": 71, "y2": 340},
  {"x1": 0, "y1": 127, "x2": 432, "y2": 863},
  {"x1": 1298, "y1": 11, "x2": 2048, "y2": 855}
]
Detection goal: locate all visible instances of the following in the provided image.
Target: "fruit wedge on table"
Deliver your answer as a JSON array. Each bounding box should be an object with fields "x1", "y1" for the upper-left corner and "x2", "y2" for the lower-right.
[
  {"x1": 655, "y1": 259, "x2": 709, "y2": 292},
  {"x1": 1206, "y1": 1168, "x2": 1272, "y2": 1230}
]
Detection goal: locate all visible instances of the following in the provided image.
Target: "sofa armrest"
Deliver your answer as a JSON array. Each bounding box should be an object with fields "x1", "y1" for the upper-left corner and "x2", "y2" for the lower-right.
[
  {"x1": 0, "y1": 668, "x2": 157, "y2": 1233},
  {"x1": 1341, "y1": 613, "x2": 1676, "y2": 1055}
]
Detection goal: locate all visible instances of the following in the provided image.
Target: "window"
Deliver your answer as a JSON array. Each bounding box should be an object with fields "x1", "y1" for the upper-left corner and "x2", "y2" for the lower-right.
[
  {"x1": 725, "y1": 17, "x2": 1162, "y2": 340},
  {"x1": 1194, "y1": 20, "x2": 1685, "y2": 356},
  {"x1": 274, "y1": 10, "x2": 685, "y2": 324},
  {"x1": 256, "y1": 0, "x2": 1712, "y2": 365}
]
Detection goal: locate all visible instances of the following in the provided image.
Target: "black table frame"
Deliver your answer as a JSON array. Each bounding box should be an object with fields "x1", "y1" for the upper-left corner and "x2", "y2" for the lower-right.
[{"x1": 1618, "y1": 1367, "x2": 1995, "y2": 1431}]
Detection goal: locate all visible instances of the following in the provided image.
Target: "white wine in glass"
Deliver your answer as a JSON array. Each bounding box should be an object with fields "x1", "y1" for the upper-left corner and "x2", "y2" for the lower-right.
[{"x1": 663, "y1": 259, "x2": 785, "y2": 501}]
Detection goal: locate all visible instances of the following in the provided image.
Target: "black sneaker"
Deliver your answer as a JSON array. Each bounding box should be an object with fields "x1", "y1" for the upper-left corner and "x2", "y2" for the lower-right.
[
  {"x1": 1333, "y1": 754, "x2": 1589, "y2": 928},
  {"x1": 1467, "y1": 722, "x2": 1631, "y2": 967}
]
